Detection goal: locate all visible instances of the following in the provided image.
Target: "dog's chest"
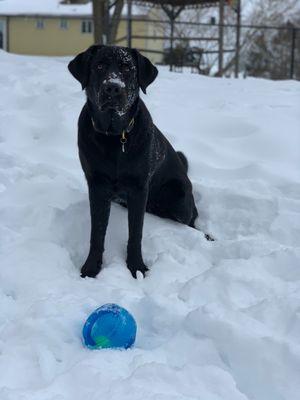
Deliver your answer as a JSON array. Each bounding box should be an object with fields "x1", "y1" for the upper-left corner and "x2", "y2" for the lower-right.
[{"x1": 83, "y1": 140, "x2": 149, "y2": 193}]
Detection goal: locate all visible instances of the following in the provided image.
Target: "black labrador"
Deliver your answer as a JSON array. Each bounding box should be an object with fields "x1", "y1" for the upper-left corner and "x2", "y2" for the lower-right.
[{"x1": 68, "y1": 45, "x2": 199, "y2": 279}]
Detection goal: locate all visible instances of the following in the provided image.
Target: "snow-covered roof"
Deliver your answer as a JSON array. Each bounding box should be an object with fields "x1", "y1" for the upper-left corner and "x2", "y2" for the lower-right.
[{"x1": 0, "y1": 0, "x2": 147, "y2": 17}]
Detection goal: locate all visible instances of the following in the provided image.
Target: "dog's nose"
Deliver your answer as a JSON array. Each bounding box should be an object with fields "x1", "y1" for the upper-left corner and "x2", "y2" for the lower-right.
[{"x1": 103, "y1": 82, "x2": 122, "y2": 97}]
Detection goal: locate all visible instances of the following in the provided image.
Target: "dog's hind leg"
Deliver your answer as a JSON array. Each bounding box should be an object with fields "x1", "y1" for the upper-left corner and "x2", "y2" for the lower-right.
[{"x1": 152, "y1": 179, "x2": 195, "y2": 226}]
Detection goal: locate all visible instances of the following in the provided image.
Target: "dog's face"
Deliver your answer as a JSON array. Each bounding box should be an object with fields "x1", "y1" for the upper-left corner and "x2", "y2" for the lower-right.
[{"x1": 68, "y1": 45, "x2": 158, "y2": 117}]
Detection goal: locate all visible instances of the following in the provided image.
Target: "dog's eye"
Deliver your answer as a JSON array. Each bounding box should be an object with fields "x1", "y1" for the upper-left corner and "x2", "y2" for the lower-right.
[
  {"x1": 123, "y1": 65, "x2": 130, "y2": 72},
  {"x1": 97, "y1": 65, "x2": 104, "y2": 71}
]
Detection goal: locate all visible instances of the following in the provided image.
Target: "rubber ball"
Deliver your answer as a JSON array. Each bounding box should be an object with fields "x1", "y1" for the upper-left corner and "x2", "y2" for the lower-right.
[{"x1": 82, "y1": 303, "x2": 137, "y2": 349}]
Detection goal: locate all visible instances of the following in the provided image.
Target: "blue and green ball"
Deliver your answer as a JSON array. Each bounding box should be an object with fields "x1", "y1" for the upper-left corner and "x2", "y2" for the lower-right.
[{"x1": 82, "y1": 303, "x2": 137, "y2": 350}]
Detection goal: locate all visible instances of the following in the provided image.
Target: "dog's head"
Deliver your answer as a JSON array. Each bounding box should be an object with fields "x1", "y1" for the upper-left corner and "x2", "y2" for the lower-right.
[{"x1": 68, "y1": 45, "x2": 158, "y2": 116}]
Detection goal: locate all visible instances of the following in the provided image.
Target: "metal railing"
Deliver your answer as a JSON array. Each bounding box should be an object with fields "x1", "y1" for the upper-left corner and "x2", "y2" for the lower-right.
[{"x1": 118, "y1": 17, "x2": 300, "y2": 80}]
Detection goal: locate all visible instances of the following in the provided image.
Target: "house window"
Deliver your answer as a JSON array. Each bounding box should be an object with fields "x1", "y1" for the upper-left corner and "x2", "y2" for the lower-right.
[
  {"x1": 81, "y1": 20, "x2": 93, "y2": 34},
  {"x1": 60, "y1": 19, "x2": 68, "y2": 30},
  {"x1": 36, "y1": 19, "x2": 45, "y2": 30}
]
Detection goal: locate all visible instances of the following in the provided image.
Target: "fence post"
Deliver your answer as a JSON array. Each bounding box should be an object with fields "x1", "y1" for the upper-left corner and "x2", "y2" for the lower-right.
[
  {"x1": 290, "y1": 27, "x2": 296, "y2": 80},
  {"x1": 170, "y1": 12, "x2": 175, "y2": 71},
  {"x1": 218, "y1": 0, "x2": 225, "y2": 77},
  {"x1": 127, "y1": 0, "x2": 132, "y2": 48},
  {"x1": 234, "y1": 0, "x2": 241, "y2": 78}
]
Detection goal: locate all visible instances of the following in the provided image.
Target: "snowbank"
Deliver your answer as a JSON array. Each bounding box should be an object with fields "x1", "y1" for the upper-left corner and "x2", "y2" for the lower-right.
[{"x1": 0, "y1": 50, "x2": 299, "y2": 400}]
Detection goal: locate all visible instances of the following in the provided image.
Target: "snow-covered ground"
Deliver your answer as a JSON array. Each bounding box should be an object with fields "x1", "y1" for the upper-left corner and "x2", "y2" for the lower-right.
[{"x1": 0, "y1": 50, "x2": 299, "y2": 400}]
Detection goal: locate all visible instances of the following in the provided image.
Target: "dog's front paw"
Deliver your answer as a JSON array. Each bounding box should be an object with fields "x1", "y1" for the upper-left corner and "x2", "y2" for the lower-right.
[
  {"x1": 80, "y1": 258, "x2": 102, "y2": 278},
  {"x1": 127, "y1": 262, "x2": 149, "y2": 279}
]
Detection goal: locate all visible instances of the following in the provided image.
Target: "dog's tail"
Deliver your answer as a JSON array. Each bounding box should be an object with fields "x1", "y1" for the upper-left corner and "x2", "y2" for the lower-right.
[{"x1": 177, "y1": 151, "x2": 188, "y2": 173}]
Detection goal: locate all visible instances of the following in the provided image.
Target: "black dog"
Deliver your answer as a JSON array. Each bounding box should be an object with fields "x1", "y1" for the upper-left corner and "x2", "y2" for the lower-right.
[{"x1": 68, "y1": 45, "x2": 198, "y2": 279}]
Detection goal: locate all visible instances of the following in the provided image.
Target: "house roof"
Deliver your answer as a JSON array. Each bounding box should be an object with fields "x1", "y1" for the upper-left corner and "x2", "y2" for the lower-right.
[
  {"x1": 135, "y1": 0, "x2": 219, "y2": 7},
  {"x1": 0, "y1": 0, "x2": 147, "y2": 17}
]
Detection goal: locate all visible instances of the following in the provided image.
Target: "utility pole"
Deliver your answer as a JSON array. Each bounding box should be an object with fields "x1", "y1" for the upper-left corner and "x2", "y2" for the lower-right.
[{"x1": 218, "y1": 0, "x2": 225, "y2": 77}]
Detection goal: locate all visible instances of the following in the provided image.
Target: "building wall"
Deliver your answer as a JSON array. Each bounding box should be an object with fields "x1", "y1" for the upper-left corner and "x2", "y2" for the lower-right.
[
  {"x1": 7, "y1": 16, "x2": 163, "y2": 63},
  {"x1": 145, "y1": 13, "x2": 164, "y2": 64},
  {"x1": 116, "y1": 16, "x2": 163, "y2": 65},
  {"x1": 115, "y1": 19, "x2": 146, "y2": 53},
  {"x1": 9, "y1": 16, "x2": 93, "y2": 56}
]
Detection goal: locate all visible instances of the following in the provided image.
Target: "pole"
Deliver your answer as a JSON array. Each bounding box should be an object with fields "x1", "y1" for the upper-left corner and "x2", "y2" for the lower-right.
[
  {"x1": 127, "y1": 0, "x2": 132, "y2": 48},
  {"x1": 218, "y1": 0, "x2": 225, "y2": 77},
  {"x1": 170, "y1": 17, "x2": 174, "y2": 71},
  {"x1": 234, "y1": 0, "x2": 241, "y2": 78},
  {"x1": 170, "y1": 7, "x2": 175, "y2": 72},
  {"x1": 290, "y1": 27, "x2": 296, "y2": 79}
]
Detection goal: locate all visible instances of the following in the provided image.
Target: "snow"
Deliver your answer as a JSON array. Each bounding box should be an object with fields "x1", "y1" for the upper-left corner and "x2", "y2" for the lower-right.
[
  {"x1": 104, "y1": 75, "x2": 126, "y2": 88},
  {"x1": 0, "y1": 49, "x2": 300, "y2": 400},
  {"x1": 0, "y1": 0, "x2": 145, "y2": 17},
  {"x1": 0, "y1": 0, "x2": 91, "y2": 16}
]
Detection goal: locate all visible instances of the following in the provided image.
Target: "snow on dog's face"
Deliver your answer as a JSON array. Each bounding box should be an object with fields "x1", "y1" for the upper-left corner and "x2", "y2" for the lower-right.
[
  {"x1": 68, "y1": 45, "x2": 158, "y2": 117},
  {"x1": 88, "y1": 46, "x2": 138, "y2": 116}
]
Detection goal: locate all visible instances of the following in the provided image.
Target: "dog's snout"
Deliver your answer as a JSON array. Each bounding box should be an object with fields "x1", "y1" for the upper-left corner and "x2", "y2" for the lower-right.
[{"x1": 104, "y1": 82, "x2": 123, "y2": 97}]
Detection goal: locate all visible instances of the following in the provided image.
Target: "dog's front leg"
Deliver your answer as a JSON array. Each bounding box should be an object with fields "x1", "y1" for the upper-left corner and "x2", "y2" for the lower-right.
[
  {"x1": 81, "y1": 183, "x2": 112, "y2": 278},
  {"x1": 126, "y1": 187, "x2": 149, "y2": 278}
]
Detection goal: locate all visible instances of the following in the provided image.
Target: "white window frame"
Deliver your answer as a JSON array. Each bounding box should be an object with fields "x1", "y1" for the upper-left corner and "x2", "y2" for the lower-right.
[
  {"x1": 0, "y1": 18, "x2": 7, "y2": 51},
  {"x1": 36, "y1": 18, "x2": 45, "y2": 30},
  {"x1": 60, "y1": 18, "x2": 68, "y2": 30},
  {"x1": 81, "y1": 20, "x2": 93, "y2": 34}
]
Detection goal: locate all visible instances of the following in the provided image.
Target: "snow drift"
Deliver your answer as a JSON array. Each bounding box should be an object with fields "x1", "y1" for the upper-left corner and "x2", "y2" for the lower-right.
[{"x1": 0, "y1": 50, "x2": 299, "y2": 400}]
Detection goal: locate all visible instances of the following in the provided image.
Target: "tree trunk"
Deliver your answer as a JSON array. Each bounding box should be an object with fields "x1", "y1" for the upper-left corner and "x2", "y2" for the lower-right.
[
  {"x1": 109, "y1": 0, "x2": 124, "y2": 44},
  {"x1": 92, "y1": 0, "x2": 106, "y2": 44},
  {"x1": 92, "y1": 0, "x2": 124, "y2": 45}
]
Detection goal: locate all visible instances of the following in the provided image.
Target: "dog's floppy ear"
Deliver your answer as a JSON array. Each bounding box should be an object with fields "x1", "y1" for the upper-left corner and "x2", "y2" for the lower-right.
[
  {"x1": 68, "y1": 45, "x2": 100, "y2": 89},
  {"x1": 131, "y1": 49, "x2": 158, "y2": 94}
]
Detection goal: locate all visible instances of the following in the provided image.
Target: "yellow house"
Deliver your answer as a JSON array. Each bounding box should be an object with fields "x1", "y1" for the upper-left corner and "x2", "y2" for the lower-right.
[{"x1": 0, "y1": 0, "x2": 163, "y2": 63}]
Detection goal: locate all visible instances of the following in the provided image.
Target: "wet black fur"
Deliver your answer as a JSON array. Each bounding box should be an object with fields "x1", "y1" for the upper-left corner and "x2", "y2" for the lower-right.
[{"x1": 68, "y1": 45, "x2": 198, "y2": 278}]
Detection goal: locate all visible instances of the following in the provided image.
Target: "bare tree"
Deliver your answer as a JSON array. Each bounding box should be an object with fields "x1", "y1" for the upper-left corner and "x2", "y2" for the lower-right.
[
  {"x1": 92, "y1": 0, "x2": 124, "y2": 45},
  {"x1": 242, "y1": 0, "x2": 300, "y2": 79},
  {"x1": 109, "y1": 0, "x2": 124, "y2": 44}
]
